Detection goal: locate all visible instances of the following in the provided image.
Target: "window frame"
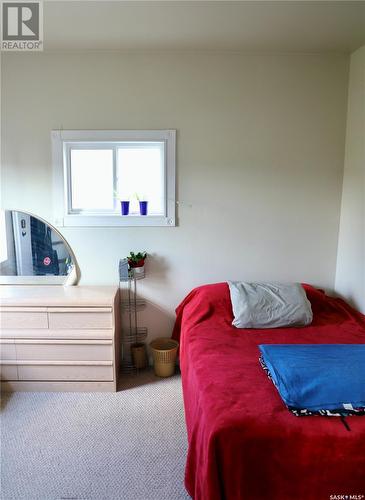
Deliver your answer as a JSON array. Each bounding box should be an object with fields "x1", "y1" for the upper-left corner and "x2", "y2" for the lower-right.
[{"x1": 52, "y1": 129, "x2": 176, "y2": 227}]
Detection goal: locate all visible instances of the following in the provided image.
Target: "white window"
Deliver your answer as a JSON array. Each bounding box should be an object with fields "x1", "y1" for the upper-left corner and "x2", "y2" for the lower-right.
[{"x1": 52, "y1": 130, "x2": 176, "y2": 227}]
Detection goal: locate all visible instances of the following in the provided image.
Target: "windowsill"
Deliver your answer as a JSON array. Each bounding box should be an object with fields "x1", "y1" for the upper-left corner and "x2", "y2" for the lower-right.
[{"x1": 57, "y1": 214, "x2": 176, "y2": 227}]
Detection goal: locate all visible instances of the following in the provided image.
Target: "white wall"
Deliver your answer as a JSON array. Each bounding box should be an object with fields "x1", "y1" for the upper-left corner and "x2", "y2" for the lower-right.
[
  {"x1": 335, "y1": 46, "x2": 365, "y2": 313},
  {"x1": 1, "y1": 52, "x2": 349, "y2": 338}
]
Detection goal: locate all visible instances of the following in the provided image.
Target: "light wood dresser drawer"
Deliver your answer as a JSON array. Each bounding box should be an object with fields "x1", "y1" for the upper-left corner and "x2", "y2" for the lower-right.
[
  {"x1": 0, "y1": 340, "x2": 16, "y2": 360},
  {"x1": 1, "y1": 309, "x2": 48, "y2": 329},
  {"x1": 17, "y1": 363, "x2": 113, "y2": 381},
  {"x1": 15, "y1": 340, "x2": 113, "y2": 361},
  {"x1": 0, "y1": 365, "x2": 18, "y2": 381},
  {"x1": 48, "y1": 308, "x2": 113, "y2": 329}
]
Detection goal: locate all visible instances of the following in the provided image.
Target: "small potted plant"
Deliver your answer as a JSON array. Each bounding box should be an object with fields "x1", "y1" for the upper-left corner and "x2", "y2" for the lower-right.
[{"x1": 127, "y1": 251, "x2": 147, "y2": 277}]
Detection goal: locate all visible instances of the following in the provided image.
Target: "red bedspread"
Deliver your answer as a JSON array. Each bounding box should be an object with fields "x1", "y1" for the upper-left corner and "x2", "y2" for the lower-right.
[{"x1": 172, "y1": 283, "x2": 365, "y2": 500}]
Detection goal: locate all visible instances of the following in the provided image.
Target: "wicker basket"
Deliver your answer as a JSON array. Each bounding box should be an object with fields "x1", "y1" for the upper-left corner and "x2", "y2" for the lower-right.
[{"x1": 150, "y1": 338, "x2": 179, "y2": 377}]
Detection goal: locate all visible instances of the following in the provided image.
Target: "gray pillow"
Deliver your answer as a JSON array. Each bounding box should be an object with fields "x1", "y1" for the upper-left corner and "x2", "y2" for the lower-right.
[{"x1": 228, "y1": 281, "x2": 313, "y2": 329}]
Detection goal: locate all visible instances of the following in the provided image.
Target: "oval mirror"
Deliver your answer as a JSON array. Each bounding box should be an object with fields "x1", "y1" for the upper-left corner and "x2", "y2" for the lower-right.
[{"x1": 0, "y1": 210, "x2": 79, "y2": 285}]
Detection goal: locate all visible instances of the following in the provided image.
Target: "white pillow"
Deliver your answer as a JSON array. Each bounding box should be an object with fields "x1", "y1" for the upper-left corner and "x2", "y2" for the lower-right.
[{"x1": 228, "y1": 281, "x2": 313, "y2": 329}]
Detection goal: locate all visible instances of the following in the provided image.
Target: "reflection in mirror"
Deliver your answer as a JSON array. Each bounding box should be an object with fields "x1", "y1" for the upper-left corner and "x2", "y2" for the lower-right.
[{"x1": 0, "y1": 210, "x2": 79, "y2": 285}]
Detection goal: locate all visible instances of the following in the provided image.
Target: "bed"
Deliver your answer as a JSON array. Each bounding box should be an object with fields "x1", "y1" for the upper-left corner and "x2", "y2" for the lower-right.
[{"x1": 172, "y1": 283, "x2": 365, "y2": 500}]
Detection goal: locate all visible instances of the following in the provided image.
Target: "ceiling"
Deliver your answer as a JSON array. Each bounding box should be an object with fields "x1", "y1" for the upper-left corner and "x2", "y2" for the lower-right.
[{"x1": 43, "y1": 1, "x2": 365, "y2": 53}]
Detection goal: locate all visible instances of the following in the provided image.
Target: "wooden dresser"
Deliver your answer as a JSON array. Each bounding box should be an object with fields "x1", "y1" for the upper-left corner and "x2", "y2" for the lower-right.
[{"x1": 0, "y1": 286, "x2": 120, "y2": 392}]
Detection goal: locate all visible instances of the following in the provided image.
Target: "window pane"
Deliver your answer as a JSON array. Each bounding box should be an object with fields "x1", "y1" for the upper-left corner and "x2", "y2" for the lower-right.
[
  {"x1": 70, "y1": 149, "x2": 114, "y2": 210},
  {"x1": 117, "y1": 143, "x2": 165, "y2": 215}
]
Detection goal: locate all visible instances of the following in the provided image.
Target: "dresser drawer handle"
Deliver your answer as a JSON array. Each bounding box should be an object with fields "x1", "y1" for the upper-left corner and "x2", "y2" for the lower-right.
[
  {"x1": 1, "y1": 360, "x2": 113, "y2": 366},
  {"x1": 13, "y1": 339, "x2": 113, "y2": 345},
  {"x1": 47, "y1": 308, "x2": 112, "y2": 313}
]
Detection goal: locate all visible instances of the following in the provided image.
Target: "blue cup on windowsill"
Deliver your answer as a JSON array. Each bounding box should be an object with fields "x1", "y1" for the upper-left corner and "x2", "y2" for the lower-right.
[
  {"x1": 139, "y1": 201, "x2": 148, "y2": 216},
  {"x1": 121, "y1": 201, "x2": 130, "y2": 215}
]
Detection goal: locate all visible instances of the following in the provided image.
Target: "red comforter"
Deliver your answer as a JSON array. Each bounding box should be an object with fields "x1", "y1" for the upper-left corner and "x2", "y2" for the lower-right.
[{"x1": 172, "y1": 283, "x2": 365, "y2": 500}]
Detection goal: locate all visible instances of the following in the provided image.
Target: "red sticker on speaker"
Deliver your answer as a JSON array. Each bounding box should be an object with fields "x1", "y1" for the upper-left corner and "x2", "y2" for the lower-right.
[{"x1": 43, "y1": 257, "x2": 51, "y2": 266}]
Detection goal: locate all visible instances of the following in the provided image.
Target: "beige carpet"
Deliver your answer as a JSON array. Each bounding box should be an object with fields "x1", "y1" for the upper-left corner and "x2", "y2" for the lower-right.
[{"x1": 0, "y1": 371, "x2": 190, "y2": 500}]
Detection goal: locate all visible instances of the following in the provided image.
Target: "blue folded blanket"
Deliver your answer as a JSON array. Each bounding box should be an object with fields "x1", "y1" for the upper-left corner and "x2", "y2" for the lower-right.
[{"x1": 259, "y1": 344, "x2": 365, "y2": 416}]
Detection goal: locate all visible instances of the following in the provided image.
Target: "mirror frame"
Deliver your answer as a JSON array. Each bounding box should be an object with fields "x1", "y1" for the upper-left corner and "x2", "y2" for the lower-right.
[{"x1": 0, "y1": 210, "x2": 80, "y2": 286}]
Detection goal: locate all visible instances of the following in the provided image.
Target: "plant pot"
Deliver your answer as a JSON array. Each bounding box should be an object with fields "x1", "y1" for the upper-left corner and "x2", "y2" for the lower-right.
[
  {"x1": 120, "y1": 201, "x2": 130, "y2": 215},
  {"x1": 131, "y1": 343, "x2": 147, "y2": 369},
  {"x1": 139, "y1": 201, "x2": 148, "y2": 216},
  {"x1": 128, "y1": 259, "x2": 145, "y2": 268}
]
